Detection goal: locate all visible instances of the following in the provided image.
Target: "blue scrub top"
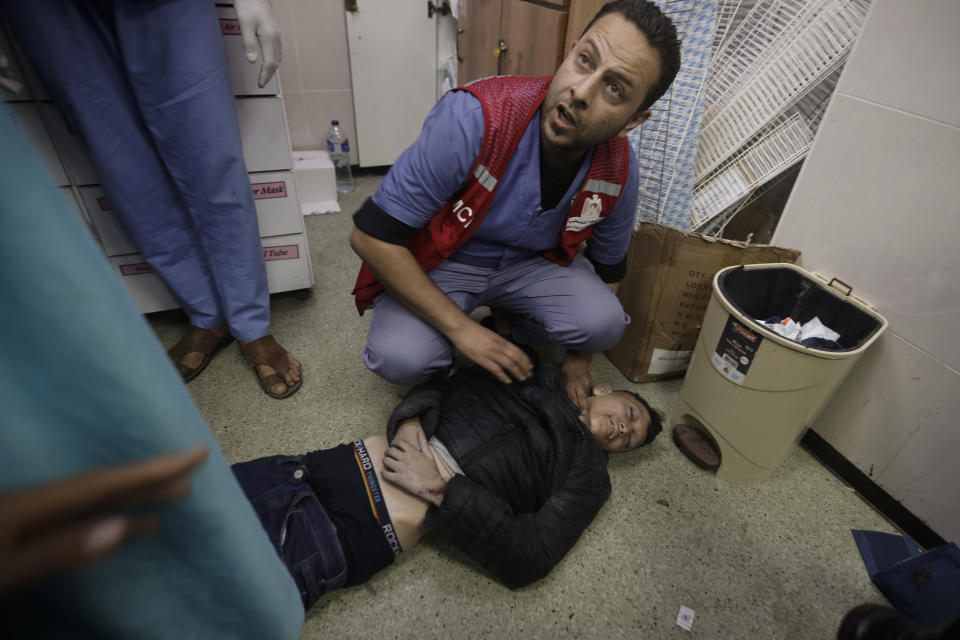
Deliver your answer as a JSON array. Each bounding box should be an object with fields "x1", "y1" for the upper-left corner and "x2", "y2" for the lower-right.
[
  {"x1": 372, "y1": 90, "x2": 639, "y2": 269},
  {"x1": 0, "y1": 105, "x2": 303, "y2": 638}
]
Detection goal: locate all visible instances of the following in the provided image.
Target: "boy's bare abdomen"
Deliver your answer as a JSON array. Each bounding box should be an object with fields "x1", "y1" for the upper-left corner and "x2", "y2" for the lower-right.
[{"x1": 362, "y1": 435, "x2": 435, "y2": 552}]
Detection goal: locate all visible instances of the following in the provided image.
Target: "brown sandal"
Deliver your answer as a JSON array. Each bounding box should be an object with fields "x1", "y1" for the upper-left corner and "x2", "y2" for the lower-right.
[
  {"x1": 239, "y1": 335, "x2": 302, "y2": 399},
  {"x1": 167, "y1": 323, "x2": 234, "y2": 383}
]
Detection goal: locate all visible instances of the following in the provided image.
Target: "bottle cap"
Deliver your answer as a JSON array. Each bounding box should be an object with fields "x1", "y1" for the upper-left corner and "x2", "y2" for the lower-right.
[{"x1": 331, "y1": 120, "x2": 339, "y2": 125}]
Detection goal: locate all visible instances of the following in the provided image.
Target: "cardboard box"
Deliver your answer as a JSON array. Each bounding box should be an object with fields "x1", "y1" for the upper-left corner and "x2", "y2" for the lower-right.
[
  {"x1": 606, "y1": 222, "x2": 800, "y2": 382},
  {"x1": 292, "y1": 150, "x2": 339, "y2": 215}
]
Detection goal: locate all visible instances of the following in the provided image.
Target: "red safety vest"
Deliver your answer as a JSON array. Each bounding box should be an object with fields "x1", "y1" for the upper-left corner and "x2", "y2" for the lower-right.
[{"x1": 352, "y1": 75, "x2": 630, "y2": 314}]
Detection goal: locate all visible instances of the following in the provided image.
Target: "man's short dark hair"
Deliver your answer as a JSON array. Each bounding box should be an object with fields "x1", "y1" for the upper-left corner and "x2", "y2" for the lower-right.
[
  {"x1": 618, "y1": 390, "x2": 664, "y2": 446},
  {"x1": 582, "y1": 0, "x2": 682, "y2": 111}
]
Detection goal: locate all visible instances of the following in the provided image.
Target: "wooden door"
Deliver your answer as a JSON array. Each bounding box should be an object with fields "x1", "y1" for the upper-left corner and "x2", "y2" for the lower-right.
[
  {"x1": 500, "y1": 0, "x2": 568, "y2": 77},
  {"x1": 565, "y1": 0, "x2": 606, "y2": 51},
  {"x1": 457, "y1": 0, "x2": 502, "y2": 83}
]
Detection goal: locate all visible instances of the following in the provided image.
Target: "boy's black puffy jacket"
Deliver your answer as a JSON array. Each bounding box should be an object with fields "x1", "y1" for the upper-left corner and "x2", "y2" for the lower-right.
[{"x1": 386, "y1": 363, "x2": 611, "y2": 589}]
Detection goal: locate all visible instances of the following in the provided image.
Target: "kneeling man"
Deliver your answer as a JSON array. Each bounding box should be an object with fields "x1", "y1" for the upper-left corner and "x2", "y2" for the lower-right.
[{"x1": 350, "y1": 0, "x2": 681, "y2": 406}]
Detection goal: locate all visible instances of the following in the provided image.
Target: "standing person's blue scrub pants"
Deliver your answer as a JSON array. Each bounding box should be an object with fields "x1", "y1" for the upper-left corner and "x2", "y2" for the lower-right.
[
  {"x1": 2, "y1": 0, "x2": 269, "y2": 341},
  {"x1": 0, "y1": 104, "x2": 304, "y2": 636}
]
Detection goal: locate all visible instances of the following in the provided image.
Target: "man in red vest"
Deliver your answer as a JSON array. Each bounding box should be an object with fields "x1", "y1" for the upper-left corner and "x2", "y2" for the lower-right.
[{"x1": 351, "y1": 0, "x2": 681, "y2": 407}]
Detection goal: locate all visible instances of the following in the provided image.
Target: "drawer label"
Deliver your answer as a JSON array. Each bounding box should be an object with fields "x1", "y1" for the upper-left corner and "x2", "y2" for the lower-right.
[
  {"x1": 263, "y1": 245, "x2": 299, "y2": 261},
  {"x1": 220, "y1": 18, "x2": 241, "y2": 36},
  {"x1": 120, "y1": 262, "x2": 153, "y2": 276},
  {"x1": 252, "y1": 181, "x2": 288, "y2": 200}
]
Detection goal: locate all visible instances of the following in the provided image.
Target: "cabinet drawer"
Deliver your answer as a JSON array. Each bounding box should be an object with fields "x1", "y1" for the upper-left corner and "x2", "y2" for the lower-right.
[
  {"x1": 38, "y1": 102, "x2": 98, "y2": 185},
  {"x1": 262, "y1": 233, "x2": 313, "y2": 293},
  {"x1": 237, "y1": 96, "x2": 293, "y2": 172},
  {"x1": 110, "y1": 233, "x2": 313, "y2": 315},
  {"x1": 40, "y1": 97, "x2": 293, "y2": 184},
  {"x1": 80, "y1": 171, "x2": 303, "y2": 257},
  {"x1": 78, "y1": 186, "x2": 136, "y2": 256},
  {"x1": 109, "y1": 253, "x2": 181, "y2": 314},
  {"x1": 250, "y1": 170, "x2": 304, "y2": 238}
]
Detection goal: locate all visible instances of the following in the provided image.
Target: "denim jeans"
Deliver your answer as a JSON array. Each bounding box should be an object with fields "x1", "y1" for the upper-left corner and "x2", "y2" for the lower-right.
[{"x1": 232, "y1": 455, "x2": 347, "y2": 610}]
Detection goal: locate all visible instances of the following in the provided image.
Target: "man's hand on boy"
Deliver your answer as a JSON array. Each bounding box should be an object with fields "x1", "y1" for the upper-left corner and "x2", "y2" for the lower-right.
[{"x1": 448, "y1": 320, "x2": 533, "y2": 384}]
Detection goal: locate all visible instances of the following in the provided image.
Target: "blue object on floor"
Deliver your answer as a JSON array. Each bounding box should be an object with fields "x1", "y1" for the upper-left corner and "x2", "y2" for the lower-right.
[
  {"x1": 853, "y1": 530, "x2": 960, "y2": 627},
  {"x1": 852, "y1": 530, "x2": 922, "y2": 576}
]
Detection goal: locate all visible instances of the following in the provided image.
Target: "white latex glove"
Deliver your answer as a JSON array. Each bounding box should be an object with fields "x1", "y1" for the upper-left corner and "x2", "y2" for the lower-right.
[
  {"x1": 0, "y1": 49, "x2": 25, "y2": 95},
  {"x1": 234, "y1": 0, "x2": 281, "y2": 88}
]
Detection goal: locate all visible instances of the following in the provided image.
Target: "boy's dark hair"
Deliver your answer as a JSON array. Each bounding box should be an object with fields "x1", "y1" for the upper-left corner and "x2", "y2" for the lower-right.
[
  {"x1": 581, "y1": 0, "x2": 682, "y2": 111},
  {"x1": 618, "y1": 390, "x2": 664, "y2": 446}
]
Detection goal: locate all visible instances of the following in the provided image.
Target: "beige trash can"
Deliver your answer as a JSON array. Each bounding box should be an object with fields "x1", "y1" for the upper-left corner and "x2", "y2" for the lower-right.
[{"x1": 672, "y1": 263, "x2": 887, "y2": 484}]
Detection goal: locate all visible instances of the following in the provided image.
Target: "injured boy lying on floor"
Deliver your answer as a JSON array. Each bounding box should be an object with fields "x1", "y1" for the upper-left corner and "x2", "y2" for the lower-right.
[{"x1": 232, "y1": 362, "x2": 663, "y2": 610}]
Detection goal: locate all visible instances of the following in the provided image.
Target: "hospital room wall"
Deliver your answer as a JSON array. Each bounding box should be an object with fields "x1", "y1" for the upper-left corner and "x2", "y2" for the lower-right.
[
  {"x1": 772, "y1": 0, "x2": 960, "y2": 541},
  {"x1": 271, "y1": 0, "x2": 359, "y2": 164}
]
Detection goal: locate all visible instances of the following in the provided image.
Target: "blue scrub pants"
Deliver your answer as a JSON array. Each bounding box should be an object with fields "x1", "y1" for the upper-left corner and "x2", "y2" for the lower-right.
[
  {"x1": 2, "y1": 0, "x2": 270, "y2": 341},
  {"x1": 363, "y1": 254, "x2": 631, "y2": 384}
]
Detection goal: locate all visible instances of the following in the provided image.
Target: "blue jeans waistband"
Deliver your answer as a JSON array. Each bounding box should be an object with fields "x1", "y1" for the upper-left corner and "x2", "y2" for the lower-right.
[{"x1": 352, "y1": 440, "x2": 401, "y2": 556}]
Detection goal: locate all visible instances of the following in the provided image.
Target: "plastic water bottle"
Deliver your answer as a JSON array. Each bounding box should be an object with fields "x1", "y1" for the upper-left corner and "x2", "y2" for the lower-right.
[{"x1": 326, "y1": 120, "x2": 354, "y2": 193}]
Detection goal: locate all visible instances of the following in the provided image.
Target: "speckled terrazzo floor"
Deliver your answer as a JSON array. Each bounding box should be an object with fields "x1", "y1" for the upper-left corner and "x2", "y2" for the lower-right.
[{"x1": 148, "y1": 172, "x2": 897, "y2": 639}]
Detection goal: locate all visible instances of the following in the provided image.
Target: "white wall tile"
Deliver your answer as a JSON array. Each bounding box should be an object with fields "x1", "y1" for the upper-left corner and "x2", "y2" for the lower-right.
[
  {"x1": 812, "y1": 333, "x2": 958, "y2": 480},
  {"x1": 838, "y1": 0, "x2": 960, "y2": 127},
  {"x1": 875, "y1": 375, "x2": 960, "y2": 542},
  {"x1": 282, "y1": 91, "x2": 312, "y2": 150},
  {"x1": 774, "y1": 95, "x2": 960, "y2": 372},
  {"x1": 290, "y1": 0, "x2": 352, "y2": 91},
  {"x1": 274, "y1": 0, "x2": 302, "y2": 93}
]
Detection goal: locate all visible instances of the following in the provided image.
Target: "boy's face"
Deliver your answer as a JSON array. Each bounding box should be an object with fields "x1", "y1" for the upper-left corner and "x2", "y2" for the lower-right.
[
  {"x1": 541, "y1": 12, "x2": 660, "y2": 159},
  {"x1": 579, "y1": 385, "x2": 651, "y2": 453}
]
